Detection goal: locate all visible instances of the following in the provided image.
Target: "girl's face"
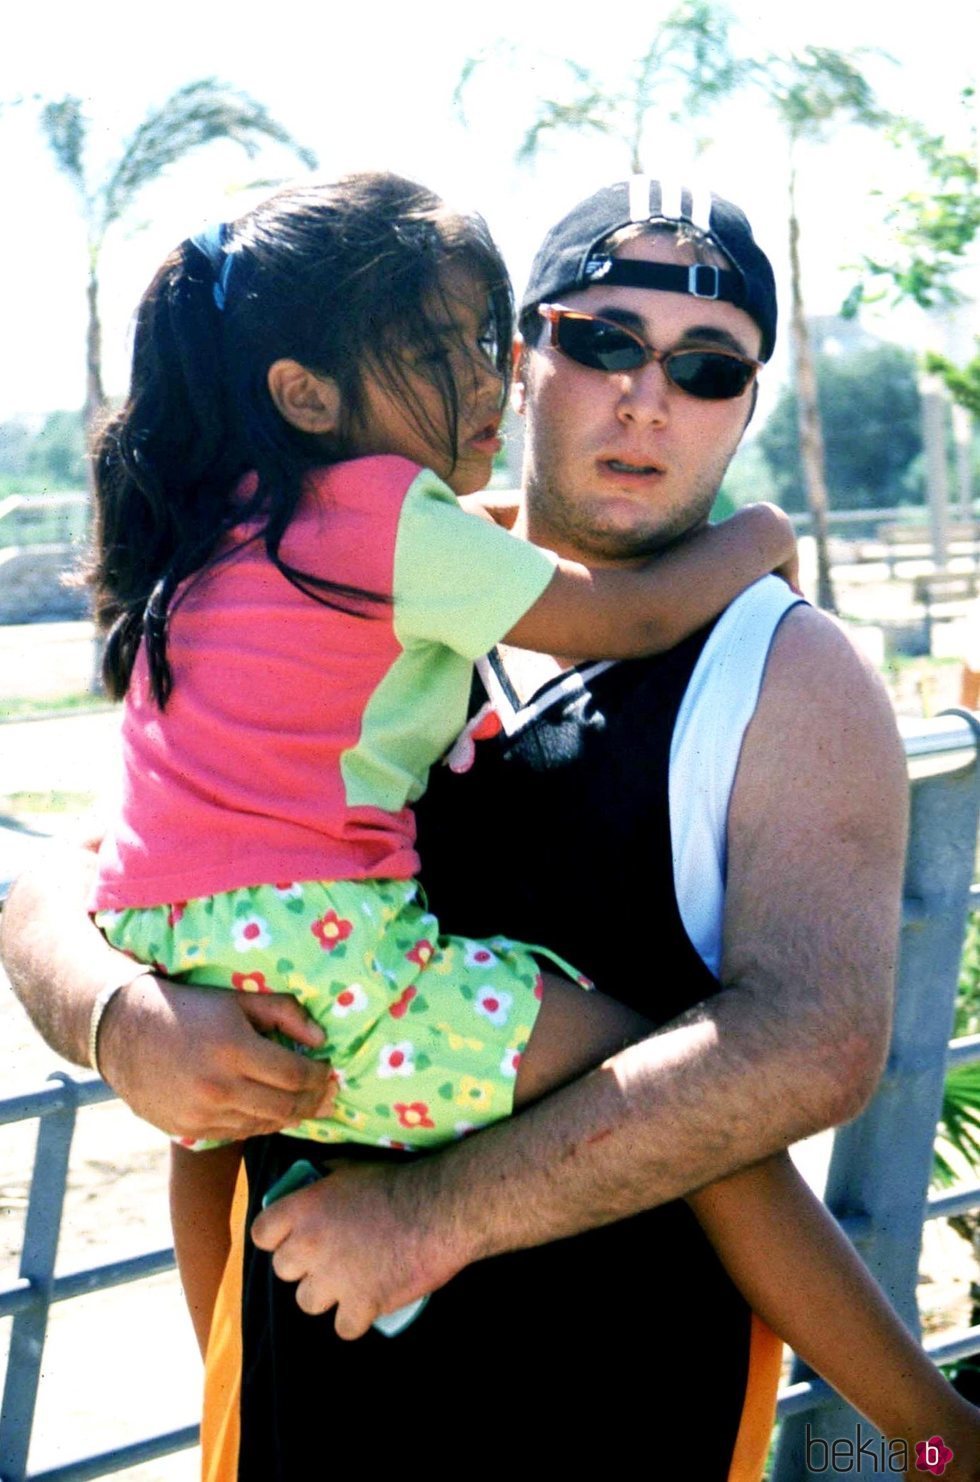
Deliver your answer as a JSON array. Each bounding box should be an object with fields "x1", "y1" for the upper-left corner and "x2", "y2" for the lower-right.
[{"x1": 343, "y1": 267, "x2": 506, "y2": 496}]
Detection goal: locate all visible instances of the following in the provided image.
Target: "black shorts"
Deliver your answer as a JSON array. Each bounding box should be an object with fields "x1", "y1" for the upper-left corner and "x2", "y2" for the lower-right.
[{"x1": 202, "y1": 1134, "x2": 779, "y2": 1480}]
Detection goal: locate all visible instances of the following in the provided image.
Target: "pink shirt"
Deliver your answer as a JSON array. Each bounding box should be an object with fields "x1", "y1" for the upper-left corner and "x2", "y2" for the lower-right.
[{"x1": 92, "y1": 457, "x2": 556, "y2": 910}]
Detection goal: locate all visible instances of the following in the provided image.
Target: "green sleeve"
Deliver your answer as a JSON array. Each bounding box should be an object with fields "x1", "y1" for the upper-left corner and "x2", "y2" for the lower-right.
[{"x1": 393, "y1": 468, "x2": 558, "y2": 660}]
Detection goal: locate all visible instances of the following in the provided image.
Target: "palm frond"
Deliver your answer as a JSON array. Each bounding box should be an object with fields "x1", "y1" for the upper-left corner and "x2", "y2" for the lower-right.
[
  {"x1": 40, "y1": 96, "x2": 87, "y2": 193},
  {"x1": 100, "y1": 79, "x2": 317, "y2": 234},
  {"x1": 516, "y1": 97, "x2": 614, "y2": 164},
  {"x1": 935, "y1": 1062, "x2": 980, "y2": 1187}
]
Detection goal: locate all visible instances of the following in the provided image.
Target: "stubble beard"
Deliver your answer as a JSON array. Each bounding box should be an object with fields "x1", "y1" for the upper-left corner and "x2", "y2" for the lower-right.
[{"x1": 523, "y1": 471, "x2": 721, "y2": 565}]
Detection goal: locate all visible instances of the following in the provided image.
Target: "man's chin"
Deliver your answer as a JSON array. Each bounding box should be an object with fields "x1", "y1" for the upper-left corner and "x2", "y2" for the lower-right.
[{"x1": 561, "y1": 513, "x2": 701, "y2": 565}]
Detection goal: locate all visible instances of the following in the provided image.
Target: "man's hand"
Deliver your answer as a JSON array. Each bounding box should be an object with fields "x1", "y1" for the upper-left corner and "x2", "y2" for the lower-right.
[
  {"x1": 250, "y1": 1159, "x2": 461, "y2": 1339},
  {"x1": 98, "y1": 976, "x2": 336, "y2": 1142},
  {"x1": 1, "y1": 845, "x2": 335, "y2": 1143}
]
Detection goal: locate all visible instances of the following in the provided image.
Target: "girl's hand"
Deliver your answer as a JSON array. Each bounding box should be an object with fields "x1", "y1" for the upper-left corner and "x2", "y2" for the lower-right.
[
  {"x1": 728, "y1": 501, "x2": 796, "y2": 569},
  {"x1": 776, "y1": 547, "x2": 803, "y2": 595}
]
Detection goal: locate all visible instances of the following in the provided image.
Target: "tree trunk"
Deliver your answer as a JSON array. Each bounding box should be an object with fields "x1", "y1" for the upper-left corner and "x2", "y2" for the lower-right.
[
  {"x1": 788, "y1": 162, "x2": 837, "y2": 613},
  {"x1": 84, "y1": 253, "x2": 105, "y2": 694},
  {"x1": 84, "y1": 258, "x2": 105, "y2": 447}
]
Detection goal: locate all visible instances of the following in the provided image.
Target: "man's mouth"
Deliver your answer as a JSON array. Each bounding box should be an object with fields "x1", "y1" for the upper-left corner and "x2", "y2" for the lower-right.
[{"x1": 602, "y1": 458, "x2": 664, "y2": 476}]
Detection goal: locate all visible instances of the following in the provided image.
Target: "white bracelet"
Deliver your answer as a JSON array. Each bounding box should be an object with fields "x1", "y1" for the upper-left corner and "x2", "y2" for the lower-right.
[{"x1": 88, "y1": 973, "x2": 142, "y2": 1078}]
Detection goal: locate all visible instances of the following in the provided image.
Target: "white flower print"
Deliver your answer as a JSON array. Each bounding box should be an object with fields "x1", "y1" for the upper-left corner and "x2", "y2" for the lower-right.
[
  {"x1": 232, "y1": 915, "x2": 271, "y2": 952},
  {"x1": 331, "y1": 983, "x2": 369, "y2": 1018},
  {"x1": 474, "y1": 985, "x2": 512, "y2": 1027},
  {"x1": 377, "y1": 1041, "x2": 415, "y2": 1078}
]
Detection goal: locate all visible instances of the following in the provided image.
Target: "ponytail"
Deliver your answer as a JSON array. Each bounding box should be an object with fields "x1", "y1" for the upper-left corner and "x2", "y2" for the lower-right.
[{"x1": 93, "y1": 240, "x2": 246, "y2": 702}]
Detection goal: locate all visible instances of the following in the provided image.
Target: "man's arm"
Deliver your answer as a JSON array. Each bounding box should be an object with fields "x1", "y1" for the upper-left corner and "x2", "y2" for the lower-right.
[
  {"x1": 0, "y1": 845, "x2": 334, "y2": 1141},
  {"x1": 253, "y1": 606, "x2": 909, "y2": 1337}
]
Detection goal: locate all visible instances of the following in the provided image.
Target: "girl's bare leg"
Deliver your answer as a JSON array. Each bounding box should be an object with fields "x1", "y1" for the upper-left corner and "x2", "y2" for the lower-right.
[
  {"x1": 691, "y1": 1156, "x2": 980, "y2": 1481},
  {"x1": 512, "y1": 972, "x2": 652, "y2": 1108},
  {"x1": 516, "y1": 976, "x2": 980, "y2": 1477},
  {"x1": 170, "y1": 1142, "x2": 243, "y2": 1357}
]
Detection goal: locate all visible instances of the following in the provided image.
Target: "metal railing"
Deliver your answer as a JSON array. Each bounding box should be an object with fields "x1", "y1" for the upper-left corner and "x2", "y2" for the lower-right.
[
  {"x1": 0, "y1": 1075, "x2": 197, "y2": 1481},
  {"x1": 773, "y1": 710, "x2": 980, "y2": 1477},
  {"x1": 2, "y1": 711, "x2": 980, "y2": 1479}
]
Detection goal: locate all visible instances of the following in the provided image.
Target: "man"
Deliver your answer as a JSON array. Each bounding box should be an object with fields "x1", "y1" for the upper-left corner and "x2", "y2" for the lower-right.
[{"x1": 1, "y1": 178, "x2": 907, "y2": 1478}]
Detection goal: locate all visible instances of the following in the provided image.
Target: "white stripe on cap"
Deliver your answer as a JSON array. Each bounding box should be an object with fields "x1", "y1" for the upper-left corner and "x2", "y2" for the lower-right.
[
  {"x1": 628, "y1": 175, "x2": 651, "y2": 221},
  {"x1": 658, "y1": 178, "x2": 684, "y2": 221},
  {"x1": 687, "y1": 180, "x2": 714, "y2": 232}
]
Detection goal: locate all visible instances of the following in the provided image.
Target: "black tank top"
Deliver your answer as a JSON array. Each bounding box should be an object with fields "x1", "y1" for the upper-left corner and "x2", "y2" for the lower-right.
[{"x1": 240, "y1": 627, "x2": 757, "y2": 1479}]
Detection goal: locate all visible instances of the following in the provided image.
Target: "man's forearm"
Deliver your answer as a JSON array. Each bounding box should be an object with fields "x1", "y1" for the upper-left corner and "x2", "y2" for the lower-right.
[
  {"x1": 1, "y1": 847, "x2": 334, "y2": 1139},
  {"x1": 1, "y1": 845, "x2": 127, "y2": 1065},
  {"x1": 264, "y1": 964, "x2": 890, "y2": 1341},
  {"x1": 399, "y1": 973, "x2": 881, "y2": 1285}
]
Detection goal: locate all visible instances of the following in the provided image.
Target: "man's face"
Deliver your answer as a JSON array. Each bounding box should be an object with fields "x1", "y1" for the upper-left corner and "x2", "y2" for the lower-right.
[{"x1": 514, "y1": 232, "x2": 764, "y2": 565}]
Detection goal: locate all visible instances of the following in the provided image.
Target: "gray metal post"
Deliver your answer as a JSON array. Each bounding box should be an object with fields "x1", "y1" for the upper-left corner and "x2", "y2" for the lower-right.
[
  {"x1": 922, "y1": 373, "x2": 952, "y2": 577},
  {"x1": 773, "y1": 712, "x2": 980, "y2": 1479},
  {"x1": 0, "y1": 1075, "x2": 78, "y2": 1482}
]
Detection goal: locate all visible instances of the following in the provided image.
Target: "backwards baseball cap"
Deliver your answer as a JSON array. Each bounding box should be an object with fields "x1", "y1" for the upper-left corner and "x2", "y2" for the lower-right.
[{"x1": 521, "y1": 176, "x2": 777, "y2": 362}]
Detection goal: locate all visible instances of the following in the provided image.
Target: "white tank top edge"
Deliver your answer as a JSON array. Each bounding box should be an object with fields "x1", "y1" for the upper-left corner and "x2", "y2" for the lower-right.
[{"x1": 669, "y1": 576, "x2": 805, "y2": 976}]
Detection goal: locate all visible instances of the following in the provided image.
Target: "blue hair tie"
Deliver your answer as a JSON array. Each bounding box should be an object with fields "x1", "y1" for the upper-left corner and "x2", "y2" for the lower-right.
[{"x1": 190, "y1": 222, "x2": 234, "y2": 311}]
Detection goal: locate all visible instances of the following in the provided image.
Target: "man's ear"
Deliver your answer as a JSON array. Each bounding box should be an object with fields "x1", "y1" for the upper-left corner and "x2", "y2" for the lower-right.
[
  {"x1": 510, "y1": 336, "x2": 527, "y2": 416},
  {"x1": 267, "y1": 360, "x2": 342, "y2": 434}
]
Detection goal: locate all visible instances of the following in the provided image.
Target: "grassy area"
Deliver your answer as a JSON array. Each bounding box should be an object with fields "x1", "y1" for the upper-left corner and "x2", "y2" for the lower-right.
[
  {"x1": 2, "y1": 789, "x2": 96, "y2": 816},
  {"x1": 1, "y1": 692, "x2": 114, "y2": 721}
]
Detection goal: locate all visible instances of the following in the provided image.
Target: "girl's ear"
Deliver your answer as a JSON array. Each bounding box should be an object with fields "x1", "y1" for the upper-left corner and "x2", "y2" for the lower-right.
[
  {"x1": 267, "y1": 360, "x2": 342, "y2": 434},
  {"x1": 510, "y1": 336, "x2": 527, "y2": 416}
]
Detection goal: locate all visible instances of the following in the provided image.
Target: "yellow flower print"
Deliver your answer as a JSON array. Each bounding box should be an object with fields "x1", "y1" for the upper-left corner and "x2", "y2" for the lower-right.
[
  {"x1": 335, "y1": 1104, "x2": 367, "y2": 1131},
  {"x1": 287, "y1": 973, "x2": 319, "y2": 1002},
  {"x1": 509, "y1": 1025, "x2": 532, "y2": 1051},
  {"x1": 455, "y1": 1076, "x2": 494, "y2": 1114},
  {"x1": 176, "y1": 939, "x2": 210, "y2": 971},
  {"x1": 436, "y1": 1022, "x2": 484, "y2": 1054}
]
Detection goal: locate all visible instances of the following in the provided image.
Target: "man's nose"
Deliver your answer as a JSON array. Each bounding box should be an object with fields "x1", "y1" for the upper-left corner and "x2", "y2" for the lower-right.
[{"x1": 616, "y1": 357, "x2": 671, "y2": 424}]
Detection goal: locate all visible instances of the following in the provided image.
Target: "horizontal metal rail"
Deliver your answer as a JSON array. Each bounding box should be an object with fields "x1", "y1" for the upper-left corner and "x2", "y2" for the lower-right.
[
  {"x1": 0, "y1": 1076, "x2": 197, "y2": 1481},
  {"x1": 24, "y1": 1425, "x2": 200, "y2": 1482}
]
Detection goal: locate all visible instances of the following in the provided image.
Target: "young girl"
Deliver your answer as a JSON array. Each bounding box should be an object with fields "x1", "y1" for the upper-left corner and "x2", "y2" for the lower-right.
[{"x1": 89, "y1": 172, "x2": 979, "y2": 1472}]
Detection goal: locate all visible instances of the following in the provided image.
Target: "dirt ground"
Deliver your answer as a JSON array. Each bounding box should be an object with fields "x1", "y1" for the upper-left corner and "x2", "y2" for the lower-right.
[
  {"x1": 0, "y1": 990, "x2": 201, "y2": 1480},
  {"x1": 0, "y1": 619, "x2": 977, "y2": 1478},
  {"x1": 1, "y1": 632, "x2": 200, "y2": 1478}
]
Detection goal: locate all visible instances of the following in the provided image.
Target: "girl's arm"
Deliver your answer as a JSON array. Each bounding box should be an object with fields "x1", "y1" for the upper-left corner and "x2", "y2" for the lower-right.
[
  {"x1": 170, "y1": 1142, "x2": 243, "y2": 1356},
  {"x1": 505, "y1": 503, "x2": 797, "y2": 658},
  {"x1": 689, "y1": 1153, "x2": 980, "y2": 1469}
]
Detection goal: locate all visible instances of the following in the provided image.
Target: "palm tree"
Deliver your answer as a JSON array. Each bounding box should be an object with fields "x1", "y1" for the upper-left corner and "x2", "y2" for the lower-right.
[
  {"x1": 460, "y1": 27, "x2": 890, "y2": 614},
  {"x1": 748, "y1": 46, "x2": 886, "y2": 614},
  {"x1": 458, "y1": 1, "x2": 745, "y2": 172},
  {"x1": 39, "y1": 79, "x2": 317, "y2": 444}
]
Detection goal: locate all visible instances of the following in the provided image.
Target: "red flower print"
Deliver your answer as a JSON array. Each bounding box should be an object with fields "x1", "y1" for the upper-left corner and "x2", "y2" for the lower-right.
[
  {"x1": 311, "y1": 910, "x2": 353, "y2": 951},
  {"x1": 389, "y1": 985, "x2": 418, "y2": 1019},
  {"x1": 167, "y1": 902, "x2": 187, "y2": 927},
  {"x1": 915, "y1": 1437, "x2": 954, "y2": 1475},
  {"x1": 394, "y1": 1102, "x2": 435, "y2": 1131},
  {"x1": 405, "y1": 939, "x2": 435, "y2": 968},
  {"x1": 534, "y1": 975, "x2": 544, "y2": 1000},
  {"x1": 231, "y1": 970, "x2": 272, "y2": 994}
]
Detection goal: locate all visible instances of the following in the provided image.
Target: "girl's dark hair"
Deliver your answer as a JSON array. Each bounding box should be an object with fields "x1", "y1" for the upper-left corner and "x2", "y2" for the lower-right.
[{"x1": 92, "y1": 172, "x2": 514, "y2": 704}]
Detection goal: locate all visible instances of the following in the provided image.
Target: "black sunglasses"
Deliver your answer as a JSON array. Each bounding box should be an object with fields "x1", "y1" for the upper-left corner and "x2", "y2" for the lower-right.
[{"x1": 537, "y1": 304, "x2": 761, "y2": 401}]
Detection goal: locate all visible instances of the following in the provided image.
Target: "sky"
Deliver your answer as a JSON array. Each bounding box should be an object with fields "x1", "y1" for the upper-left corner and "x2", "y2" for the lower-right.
[{"x1": 1, "y1": 0, "x2": 976, "y2": 428}]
